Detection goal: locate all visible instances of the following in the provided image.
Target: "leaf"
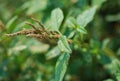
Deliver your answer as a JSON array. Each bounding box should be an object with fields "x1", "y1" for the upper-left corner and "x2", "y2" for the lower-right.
[
  {"x1": 66, "y1": 17, "x2": 77, "y2": 28},
  {"x1": 106, "y1": 58, "x2": 120, "y2": 81},
  {"x1": 6, "y1": 16, "x2": 18, "y2": 32},
  {"x1": 92, "y1": 0, "x2": 106, "y2": 7},
  {"x1": 111, "y1": 59, "x2": 120, "y2": 81},
  {"x1": 58, "y1": 36, "x2": 72, "y2": 53},
  {"x1": 77, "y1": 6, "x2": 97, "y2": 28},
  {"x1": 51, "y1": 8, "x2": 64, "y2": 31},
  {"x1": 66, "y1": 17, "x2": 87, "y2": 34},
  {"x1": 21, "y1": 0, "x2": 47, "y2": 15},
  {"x1": 14, "y1": 21, "x2": 26, "y2": 32},
  {"x1": 46, "y1": 46, "x2": 60, "y2": 60},
  {"x1": 76, "y1": 25, "x2": 87, "y2": 34},
  {"x1": 103, "y1": 79, "x2": 113, "y2": 81},
  {"x1": 55, "y1": 52, "x2": 70, "y2": 81}
]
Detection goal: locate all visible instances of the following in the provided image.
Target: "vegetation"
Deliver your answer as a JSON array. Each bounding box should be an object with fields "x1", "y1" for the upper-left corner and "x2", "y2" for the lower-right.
[{"x1": 0, "y1": 0, "x2": 120, "y2": 81}]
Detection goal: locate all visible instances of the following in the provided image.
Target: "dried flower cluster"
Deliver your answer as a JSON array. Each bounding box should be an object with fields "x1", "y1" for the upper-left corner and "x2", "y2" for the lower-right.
[{"x1": 6, "y1": 18, "x2": 72, "y2": 45}]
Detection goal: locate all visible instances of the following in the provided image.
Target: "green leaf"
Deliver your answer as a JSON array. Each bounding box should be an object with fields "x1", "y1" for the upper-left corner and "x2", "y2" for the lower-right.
[
  {"x1": 111, "y1": 59, "x2": 120, "y2": 81},
  {"x1": 46, "y1": 46, "x2": 60, "y2": 60},
  {"x1": 55, "y1": 53, "x2": 70, "y2": 81},
  {"x1": 58, "y1": 36, "x2": 72, "y2": 53},
  {"x1": 51, "y1": 8, "x2": 64, "y2": 31},
  {"x1": 103, "y1": 79, "x2": 113, "y2": 81},
  {"x1": 77, "y1": 6, "x2": 97, "y2": 28},
  {"x1": 6, "y1": 16, "x2": 18, "y2": 32},
  {"x1": 66, "y1": 17, "x2": 87, "y2": 34},
  {"x1": 92, "y1": 0, "x2": 106, "y2": 7},
  {"x1": 21, "y1": 0, "x2": 47, "y2": 15},
  {"x1": 106, "y1": 58, "x2": 120, "y2": 81},
  {"x1": 76, "y1": 26, "x2": 87, "y2": 34},
  {"x1": 66, "y1": 17, "x2": 77, "y2": 28}
]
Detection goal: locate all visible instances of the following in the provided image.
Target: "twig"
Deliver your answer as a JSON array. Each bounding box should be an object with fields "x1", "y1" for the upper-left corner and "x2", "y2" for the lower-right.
[{"x1": 31, "y1": 17, "x2": 45, "y2": 30}]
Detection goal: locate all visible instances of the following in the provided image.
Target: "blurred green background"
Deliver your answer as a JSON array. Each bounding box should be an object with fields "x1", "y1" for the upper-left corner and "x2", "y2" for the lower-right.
[{"x1": 0, "y1": 0, "x2": 120, "y2": 81}]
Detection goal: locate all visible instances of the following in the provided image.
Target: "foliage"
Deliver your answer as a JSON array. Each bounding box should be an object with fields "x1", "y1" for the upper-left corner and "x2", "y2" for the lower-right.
[{"x1": 0, "y1": 0, "x2": 120, "y2": 81}]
